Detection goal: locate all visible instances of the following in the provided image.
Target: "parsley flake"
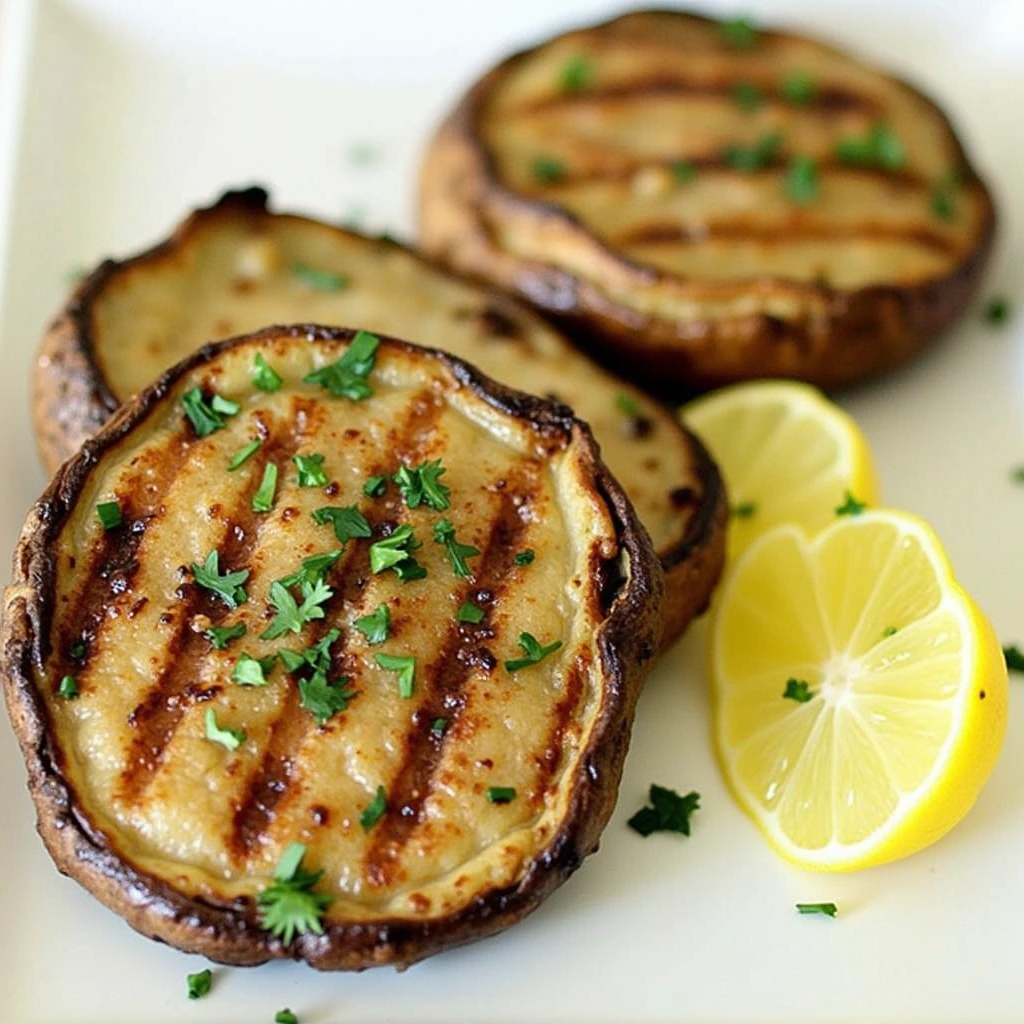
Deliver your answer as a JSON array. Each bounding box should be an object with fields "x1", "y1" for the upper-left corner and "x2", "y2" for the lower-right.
[
  {"x1": 369, "y1": 525, "x2": 426, "y2": 580},
  {"x1": 69, "y1": 642, "x2": 86, "y2": 661},
  {"x1": 375, "y1": 652, "x2": 416, "y2": 698},
  {"x1": 560, "y1": 55, "x2": 593, "y2": 92},
  {"x1": 58, "y1": 675, "x2": 78, "y2": 699},
  {"x1": 797, "y1": 902, "x2": 838, "y2": 917},
  {"x1": 628, "y1": 784, "x2": 700, "y2": 837},
  {"x1": 258, "y1": 842, "x2": 332, "y2": 944},
  {"x1": 304, "y1": 329, "x2": 379, "y2": 401},
  {"x1": 836, "y1": 123, "x2": 904, "y2": 170},
  {"x1": 1003, "y1": 645, "x2": 1024, "y2": 673},
  {"x1": 724, "y1": 131, "x2": 782, "y2": 172},
  {"x1": 486, "y1": 786, "x2": 516, "y2": 804},
  {"x1": 261, "y1": 579, "x2": 333, "y2": 640},
  {"x1": 882, "y1": 626, "x2": 899, "y2": 639},
  {"x1": 354, "y1": 603, "x2": 390, "y2": 644},
  {"x1": 191, "y1": 551, "x2": 249, "y2": 608},
  {"x1": 532, "y1": 155, "x2": 566, "y2": 184},
  {"x1": 233, "y1": 652, "x2": 276, "y2": 687},
  {"x1": 457, "y1": 601, "x2": 485, "y2": 624},
  {"x1": 95, "y1": 500, "x2": 122, "y2": 531},
  {"x1": 431, "y1": 717, "x2": 448, "y2": 737},
  {"x1": 783, "y1": 678, "x2": 814, "y2": 702},
  {"x1": 835, "y1": 491, "x2": 866, "y2": 516},
  {"x1": 505, "y1": 632, "x2": 562, "y2": 672},
  {"x1": 205, "y1": 708, "x2": 245, "y2": 751},
  {"x1": 514, "y1": 549, "x2": 535, "y2": 566},
  {"x1": 733, "y1": 80, "x2": 761, "y2": 110},
  {"x1": 1011, "y1": 466, "x2": 1024, "y2": 485},
  {"x1": 984, "y1": 297, "x2": 1010, "y2": 325},
  {"x1": 205, "y1": 622, "x2": 247, "y2": 650},
  {"x1": 731, "y1": 500, "x2": 757, "y2": 519},
  {"x1": 672, "y1": 159, "x2": 697, "y2": 184},
  {"x1": 280, "y1": 629, "x2": 340, "y2": 676},
  {"x1": 312, "y1": 505, "x2": 372, "y2": 544},
  {"x1": 392, "y1": 459, "x2": 451, "y2": 510},
  {"x1": 228, "y1": 438, "x2": 262, "y2": 470},
  {"x1": 786, "y1": 154, "x2": 819, "y2": 205},
  {"x1": 275, "y1": 1011, "x2": 299, "y2": 1024},
  {"x1": 615, "y1": 391, "x2": 642, "y2": 418},
  {"x1": 252, "y1": 463, "x2": 279, "y2": 513},
  {"x1": 299, "y1": 671, "x2": 355, "y2": 725},
  {"x1": 279, "y1": 550, "x2": 341, "y2": 589},
  {"x1": 186, "y1": 968, "x2": 212, "y2": 1000},
  {"x1": 253, "y1": 353, "x2": 283, "y2": 392},
  {"x1": 932, "y1": 169, "x2": 963, "y2": 222},
  {"x1": 360, "y1": 785, "x2": 388, "y2": 831},
  {"x1": 719, "y1": 15, "x2": 758, "y2": 48},
  {"x1": 181, "y1": 387, "x2": 239, "y2": 437},
  {"x1": 781, "y1": 70, "x2": 815, "y2": 104},
  {"x1": 363, "y1": 474, "x2": 387, "y2": 498},
  {"x1": 293, "y1": 453, "x2": 329, "y2": 487},
  {"x1": 433, "y1": 518, "x2": 480, "y2": 578},
  {"x1": 292, "y1": 261, "x2": 349, "y2": 291}
]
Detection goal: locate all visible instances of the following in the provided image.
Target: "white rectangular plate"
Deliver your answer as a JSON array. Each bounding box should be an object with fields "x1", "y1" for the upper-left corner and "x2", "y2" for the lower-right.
[{"x1": 1, "y1": 1, "x2": 1022, "y2": 1021}]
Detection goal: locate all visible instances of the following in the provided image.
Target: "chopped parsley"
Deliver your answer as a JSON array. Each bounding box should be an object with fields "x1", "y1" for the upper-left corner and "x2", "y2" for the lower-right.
[
  {"x1": 252, "y1": 462, "x2": 279, "y2": 513},
  {"x1": 293, "y1": 453, "x2": 329, "y2": 487},
  {"x1": 354, "y1": 603, "x2": 390, "y2": 644},
  {"x1": 58, "y1": 675, "x2": 78, "y2": 699},
  {"x1": 724, "y1": 132, "x2": 782, "y2": 172},
  {"x1": 672, "y1": 159, "x2": 697, "y2": 184},
  {"x1": 486, "y1": 786, "x2": 516, "y2": 804},
  {"x1": 560, "y1": 55, "x2": 593, "y2": 92},
  {"x1": 786, "y1": 155, "x2": 819, "y2": 205},
  {"x1": 835, "y1": 122, "x2": 904, "y2": 170},
  {"x1": 731, "y1": 501, "x2": 757, "y2": 519},
  {"x1": 532, "y1": 155, "x2": 566, "y2": 184},
  {"x1": 232, "y1": 652, "x2": 276, "y2": 687},
  {"x1": 514, "y1": 549, "x2": 535, "y2": 566},
  {"x1": 627, "y1": 784, "x2": 700, "y2": 837},
  {"x1": 275, "y1": 1012, "x2": 298, "y2": 1024},
  {"x1": 299, "y1": 671, "x2": 355, "y2": 725},
  {"x1": 205, "y1": 708, "x2": 245, "y2": 751},
  {"x1": 835, "y1": 491, "x2": 866, "y2": 516},
  {"x1": 69, "y1": 642, "x2": 86, "y2": 661},
  {"x1": 292, "y1": 261, "x2": 349, "y2": 291},
  {"x1": 392, "y1": 459, "x2": 450, "y2": 510},
  {"x1": 932, "y1": 169, "x2": 963, "y2": 222},
  {"x1": 369, "y1": 525, "x2": 426, "y2": 580},
  {"x1": 181, "y1": 387, "x2": 240, "y2": 437},
  {"x1": 733, "y1": 81, "x2": 761, "y2": 111},
  {"x1": 433, "y1": 518, "x2": 480, "y2": 578},
  {"x1": 360, "y1": 785, "x2": 388, "y2": 831},
  {"x1": 279, "y1": 628, "x2": 340, "y2": 676},
  {"x1": 252, "y1": 352, "x2": 283, "y2": 392},
  {"x1": 505, "y1": 632, "x2": 562, "y2": 672},
  {"x1": 363, "y1": 474, "x2": 387, "y2": 498},
  {"x1": 205, "y1": 622, "x2": 247, "y2": 650},
  {"x1": 431, "y1": 717, "x2": 448, "y2": 737},
  {"x1": 311, "y1": 505, "x2": 372, "y2": 544},
  {"x1": 228, "y1": 438, "x2": 262, "y2": 470},
  {"x1": 261, "y1": 579, "x2": 333, "y2": 640},
  {"x1": 719, "y1": 15, "x2": 758, "y2": 48},
  {"x1": 781, "y1": 70, "x2": 815, "y2": 104},
  {"x1": 984, "y1": 297, "x2": 1009, "y2": 325},
  {"x1": 95, "y1": 500, "x2": 122, "y2": 531},
  {"x1": 1011, "y1": 466, "x2": 1024, "y2": 485},
  {"x1": 1003, "y1": 645, "x2": 1024, "y2": 673},
  {"x1": 457, "y1": 601, "x2": 485, "y2": 624},
  {"x1": 191, "y1": 550, "x2": 249, "y2": 608},
  {"x1": 615, "y1": 391, "x2": 642, "y2": 418},
  {"x1": 375, "y1": 653, "x2": 416, "y2": 698},
  {"x1": 797, "y1": 902, "x2": 838, "y2": 917},
  {"x1": 186, "y1": 968, "x2": 212, "y2": 1000},
  {"x1": 304, "y1": 329, "x2": 379, "y2": 401},
  {"x1": 279, "y1": 550, "x2": 341, "y2": 589},
  {"x1": 258, "y1": 842, "x2": 332, "y2": 943},
  {"x1": 882, "y1": 626, "x2": 899, "y2": 639},
  {"x1": 783, "y1": 678, "x2": 813, "y2": 703}
]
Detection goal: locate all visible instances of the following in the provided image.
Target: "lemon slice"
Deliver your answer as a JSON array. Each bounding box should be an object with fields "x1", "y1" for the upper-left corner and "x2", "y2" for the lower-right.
[
  {"x1": 681, "y1": 380, "x2": 879, "y2": 561},
  {"x1": 711, "y1": 510, "x2": 1008, "y2": 871}
]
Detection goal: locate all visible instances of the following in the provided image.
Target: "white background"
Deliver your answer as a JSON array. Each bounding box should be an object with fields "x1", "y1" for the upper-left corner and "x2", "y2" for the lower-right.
[{"x1": 0, "y1": 1, "x2": 1022, "y2": 1021}]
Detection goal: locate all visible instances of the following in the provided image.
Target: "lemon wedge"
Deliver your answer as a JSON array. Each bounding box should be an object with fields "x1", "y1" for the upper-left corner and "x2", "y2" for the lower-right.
[
  {"x1": 681, "y1": 380, "x2": 879, "y2": 561},
  {"x1": 710, "y1": 510, "x2": 1008, "y2": 871}
]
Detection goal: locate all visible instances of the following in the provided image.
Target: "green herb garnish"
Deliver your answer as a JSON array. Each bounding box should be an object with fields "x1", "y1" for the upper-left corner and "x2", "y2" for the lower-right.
[
  {"x1": 232, "y1": 652, "x2": 276, "y2": 687},
  {"x1": 186, "y1": 968, "x2": 212, "y2": 1000},
  {"x1": 783, "y1": 678, "x2": 813, "y2": 703},
  {"x1": 781, "y1": 70, "x2": 815, "y2": 104},
  {"x1": 205, "y1": 708, "x2": 245, "y2": 751},
  {"x1": 457, "y1": 601, "x2": 485, "y2": 624},
  {"x1": 363, "y1": 474, "x2": 387, "y2": 498},
  {"x1": 293, "y1": 453, "x2": 329, "y2": 487},
  {"x1": 375, "y1": 653, "x2": 416, "y2": 698},
  {"x1": 261, "y1": 579, "x2": 333, "y2": 640},
  {"x1": 253, "y1": 352, "x2": 283, "y2": 392},
  {"x1": 731, "y1": 501, "x2": 757, "y2": 519},
  {"x1": 560, "y1": 55, "x2": 593, "y2": 92},
  {"x1": 931, "y1": 170, "x2": 963, "y2": 222},
  {"x1": 433, "y1": 518, "x2": 480, "y2": 578},
  {"x1": 836, "y1": 123, "x2": 904, "y2": 170},
  {"x1": 181, "y1": 387, "x2": 239, "y2": 437},
  {"x1": 1011, "y1": 466, "x2": 1024, "y2": 485},
  {"x1": 279, "y1": 550, "x2": 342, "y2": 589},
  {"x1": 786, "y1": 155, "x2": 819, "y2": 205},
  {"x1": 368, "y1": 525, "x2": 426, "y2": 580},
  {"x1": 882, "y1": 626, "x2": 899, "y2": 639},
  {"x1": 299, "y1": 671, "x2": 356, "y2": 725},
  {"x1": 431, "y1": 717, "x2": 448, "y2": 737},
  {"x1": 205, "y1": 622, "x2": 247, "y2": 650},
  {"x1": 733, "y1": 81, "x2": 761, "y2": 110},
  {"x1": 275, "y1": 1011, "x2": 298, "y2": 1024},
  {"x1": 95, "y1": 500, "x2": 122, "y2": 531},
  {"x1": 514, "y1": 549, "x2": 535, "y2": 566},
  {"x1": 279, "y1": 628, "x2": 340, "y2": 676},
  {"x1": 258, "y1": 842, "x2": 332, "y2": 943},
  {"x1": 797, "y1": 902, "x2": 838, "y2": 917},
  {"x1": 672, "y1": 159, "x2": 697, "y2": 184},
  {"x1": 354, "y1": 603, "x2": 390, "y2": 644},
  {"x1": 69, "y1": 642, "x2": 86, "y2": 660},
  {"x1": 228, "y1": 438, "x2": 262, "y2": 470},
  {"x1": 505, "y1": 632, "x2": 562, "y2": 672},
  {"x1": 292, "y1": 261, "x2": 349, "y2": 291},
  {"x1": 304, "y1": 329, "x2": 379, "y2": 401},
  {"x1": 392, "y1": 459, "x2": 450, "y2": 510},
  {"x1": 835, "y1": 491, "x2": 866, "y2": 516},
  {"x1": 311, "y1": 505, "x2": 372, "y2": 544},
  {"x1": 360, "y1": 785, "x2": 388, "y2": 831},
  {"x1": 1003, "y1": 645, "x2": 1024, "y2": 673},
  {"x1": 486, "y1": 786, "x2": 516, "y2": 804},
  {"x1": 724, "y1": 131, "x2": 782, "y2": 172},
  {"x1": 532, "y1": 155, "x2": 566, "y2": 184},
  {"x1": 627, "y1": 784, "x2": 700, "y2": 837},
  {"x1": 719, "y1": 15, "x2": 758, "y2": 48},
  {"x1": 191, "y1": 550, "x2": 249, "y2": 608},
  {"x1": 58, "y1": 675, "x2": 78, "y2": 699},
  {"x1": 615, "y1": 391, "x2": 642, "y2": 418},
  {"x1": 984, "y1": 297, "x2": 1009, "y2": 325},
  {"x1": 252, "y1": 463, "x2": 278, "y2": 513}
]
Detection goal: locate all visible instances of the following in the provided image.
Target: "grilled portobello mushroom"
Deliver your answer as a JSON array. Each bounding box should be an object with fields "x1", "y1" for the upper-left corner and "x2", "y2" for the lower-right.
[
  {"x1": 3, "y1": 325, "x2": 664, "y2": 970},
  {"x1": 34, "y1": 187, "x2": 724, "y2": 647},
  {"x1": 418, "y1": 9, "x2": 996, "y2": 392}
]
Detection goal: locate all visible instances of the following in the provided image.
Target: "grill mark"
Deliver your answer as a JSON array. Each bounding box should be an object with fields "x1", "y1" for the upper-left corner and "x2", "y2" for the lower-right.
[
  {"x1": 363, "y1": 464, "x2": 541, "y2": 888},
  {"x1": 118, "y1": 398, "x2": 320, "y2": 805},
  {"x1": 531, "y1": 651, "x2": 588, "y2": 802},
  {"x1": 227, "y1": 392, "x2": 450, "y2": 857},
  {"x1": 614, "y1": 219, "x2": 958, "y2": 255}
]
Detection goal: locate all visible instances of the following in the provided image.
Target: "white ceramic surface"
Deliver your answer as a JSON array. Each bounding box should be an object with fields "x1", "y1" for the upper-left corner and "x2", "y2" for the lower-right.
[{"x1": 0, "y1": 1, "x2": 1021, "y2": 1021}]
